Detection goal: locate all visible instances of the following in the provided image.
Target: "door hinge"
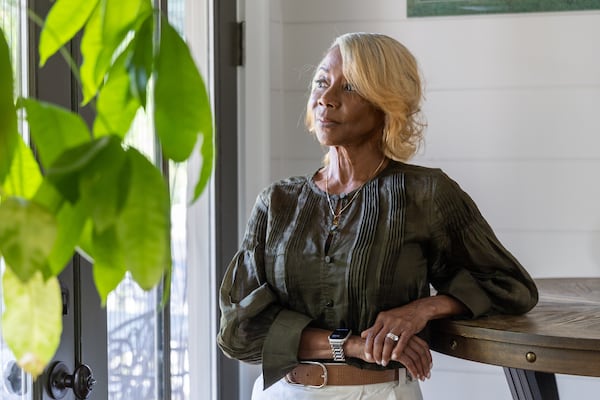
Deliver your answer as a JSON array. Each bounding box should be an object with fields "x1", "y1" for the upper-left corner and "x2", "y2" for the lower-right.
[
  {"x1": 234, "y1": 21, "x2": 245, "y2": 67},
  {"x1": 61, "y1": 284, "x2": 69, "y2": 316}
]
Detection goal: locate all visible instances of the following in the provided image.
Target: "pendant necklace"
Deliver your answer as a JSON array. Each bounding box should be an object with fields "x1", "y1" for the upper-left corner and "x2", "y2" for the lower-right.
[{"x1": 325, "y1": 157, "x2": 386, "y2": 229}]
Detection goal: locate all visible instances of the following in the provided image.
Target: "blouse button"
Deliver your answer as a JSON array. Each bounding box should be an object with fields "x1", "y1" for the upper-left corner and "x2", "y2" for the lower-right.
[
  {"x1": 324, "y1": 256, "x2": 332, "y2": 263},
  {"x1": 325, "y1": 300, "x2": 334, "y2": 308}
]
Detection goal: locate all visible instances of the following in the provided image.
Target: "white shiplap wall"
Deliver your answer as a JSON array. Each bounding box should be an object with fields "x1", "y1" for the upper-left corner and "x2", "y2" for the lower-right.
[{"x1": 240, "y1": 0, "x2": 600, "y2": 398}]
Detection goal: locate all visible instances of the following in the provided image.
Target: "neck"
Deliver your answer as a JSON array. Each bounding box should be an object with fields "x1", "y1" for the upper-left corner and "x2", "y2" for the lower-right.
[{"x1": 325, "y1": 154, "x2": 387, "y2": 194}]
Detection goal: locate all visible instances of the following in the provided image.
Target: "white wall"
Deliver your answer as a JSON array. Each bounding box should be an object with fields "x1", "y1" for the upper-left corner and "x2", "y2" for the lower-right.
[{"x1": 241, "y1": 1, "x2": 600, "y2": 399}]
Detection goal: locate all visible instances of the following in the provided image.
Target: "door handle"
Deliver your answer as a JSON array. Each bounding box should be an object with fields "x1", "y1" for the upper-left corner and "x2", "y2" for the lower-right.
[{"x1": 47, "y1": 361, "x2": 96, "y2": 399}]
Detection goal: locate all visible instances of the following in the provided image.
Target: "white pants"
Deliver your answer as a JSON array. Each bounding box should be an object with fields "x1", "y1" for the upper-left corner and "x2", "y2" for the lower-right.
[{"x1": 251, "y1": 372, "x2": 423, "y2": 400}]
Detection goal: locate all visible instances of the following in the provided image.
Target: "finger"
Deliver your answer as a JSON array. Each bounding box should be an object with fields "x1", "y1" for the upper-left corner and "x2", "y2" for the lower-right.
[
  {"x1": 363, "y1": 321, "x2": 385, "y2": 363},
  {"x1": 391, "y1": 337, "x2": 431, "y2": 380},
  {"x1": 380, "y1": 332, "x2": 400, "y2": 367},
  {"x1": 403, "y1": 343, "x2": 427, "y2": 380},
  {"x1": 401, "y1": 346, "x2": 422, "y2": 380},
  {"x1": 407, "y1": 336, "x2": 433, "y2": 376},
  {"x1": 407, "y1": 336, "x2": 432, "y2": 371},
  {"x1": 397, "y1": 351, "x2": 419, "y2": 381},
  {"x1": 371, "y1": 329, "x2": 390, "y2": 365},
  {"x1": 407, "y1": 338, "x2": 432, "y2": 379},
  {"x1": 394, "y1": 330, "x2": 412, "y2": 357},
  {"x1": 361, "y1": 328, "x2": 373, "y2": 361}
]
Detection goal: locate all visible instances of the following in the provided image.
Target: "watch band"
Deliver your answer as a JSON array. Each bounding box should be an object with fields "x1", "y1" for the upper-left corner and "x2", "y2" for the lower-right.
[
  {"x1": 330, "y1": 343, "x2": 346, "y2": 361},
  {"x1": 328, "y1": 328, "x2": 351, "y2": 362}
]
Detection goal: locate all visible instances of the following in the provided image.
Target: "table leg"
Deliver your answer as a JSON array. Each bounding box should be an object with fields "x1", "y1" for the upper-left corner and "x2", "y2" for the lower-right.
[{"x1": 503, "y1": 368, "x2": 559, "y2": 400}]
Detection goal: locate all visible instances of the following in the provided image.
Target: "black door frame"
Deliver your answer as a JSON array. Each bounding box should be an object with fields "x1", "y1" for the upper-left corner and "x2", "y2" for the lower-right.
[{"x1": 213, "y1": 0, "x2": 241, "y2": 399}]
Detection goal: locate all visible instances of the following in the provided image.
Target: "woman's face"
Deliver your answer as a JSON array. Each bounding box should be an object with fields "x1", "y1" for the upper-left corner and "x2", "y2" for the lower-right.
[{"x1": 309, "y1": 47, "x2": 385, "y2": 148}]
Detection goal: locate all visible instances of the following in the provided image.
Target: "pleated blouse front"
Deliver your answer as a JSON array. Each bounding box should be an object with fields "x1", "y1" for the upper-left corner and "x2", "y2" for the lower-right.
[{"x1": 217, "y1": 161, "x2": 538, "y2": 389}]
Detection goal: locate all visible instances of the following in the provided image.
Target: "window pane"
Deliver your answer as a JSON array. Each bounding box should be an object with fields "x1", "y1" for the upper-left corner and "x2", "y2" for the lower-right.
[
  {"x1": 166, "y1": 2, "x2": 190, "y2": 399},
  {"x1": 170, "y1": 163, "x2": 189, "y2": 400},
  {"x1": 0, "y1": 0, "x2": 32, "y2": 399},
  {"x1": 107, "y1": 105, "x2": 161, "y2": 400},
  {"x1": 0, "y1": 0, "x2": 26, "y2": 104},
  {"x1": 106, "y1": 1, "x2": 191, "y2": 399}
]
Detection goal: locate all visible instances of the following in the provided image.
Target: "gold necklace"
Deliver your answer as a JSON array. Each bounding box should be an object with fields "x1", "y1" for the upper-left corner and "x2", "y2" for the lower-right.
[{"x1": 325, "y1": 157, "x2": 386, "y2": 227}]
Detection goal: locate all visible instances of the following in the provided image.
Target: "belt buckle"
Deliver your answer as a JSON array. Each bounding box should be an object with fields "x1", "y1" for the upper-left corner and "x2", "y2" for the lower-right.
[{"x1": 285, "y1": 361, "x2": 328, "y2": 388}]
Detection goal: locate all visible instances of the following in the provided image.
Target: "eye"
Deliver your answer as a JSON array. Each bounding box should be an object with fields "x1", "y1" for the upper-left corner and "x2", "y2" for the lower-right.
[
  {"x1": 342, "y1": 82, "x2": 355, "y2": 92},
  {"x1": 313, "y1": 78, "x2": 328, "y2": 89}
]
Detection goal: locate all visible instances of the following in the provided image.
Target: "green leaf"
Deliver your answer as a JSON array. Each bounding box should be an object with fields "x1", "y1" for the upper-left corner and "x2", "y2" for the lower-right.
[
  {"x1": 39, "y1": 0, "x2": 100, "y2": 66},
  {"x1": 93, "y1": 261, "x2": 126, "y2": 307},
  {"x1": 74, "y1": 219, "x2": 96, "y2": 270},
  {"x1": 154, "y1": 17, "x2": 212, "y2": 163},
  {"x1": 2, "y1": 136, "x2": 42, "y2": 199},
  {"x1": 90, "y1": 226, "x2": 126, "y2": 305},
  {"x1": 102, "y1": 0, "x2": 152, "y2": 43},
  {"x1": 45, "y1": 136, "x2": 130, "y2": 235},
  {"x1": 117, "y1": 148, "x2": 170, "y2": 290},
  {"x1": 193, "y1": 132, "x2": 214, "y2": 202},
  {"x1": 79, "y1": 4, "x2": 106, "y2": 103},
  {"x1": 126, "y1": 14, "x2": 153, "y2": 108},
  {"x1": 80, "y1": 0, "x2": 153, "y2": 103},
  {"x1": 47, "y1": 199, "x2": 87, "y2": 275},
  {"x1": 78, "y1": 136, "x2": 130, "y2": 232},
  {"x1": 28, "y1": 181, "x2": 81, "y2": 276},
  {"x1": 45, "y1": 135, "x2": 113, "y2": 203},
  {"x1": 93, "y1": 42, "x2": 141, "y2": 138},
  {"x1": 1, "y1": 269, "x2": 62, "y2": 379},
  {"x1": 32, "y1": 180, "x2": 65, "y2": 215},
  {"x1": 18, "y1": 98, "x2": 91, "y2": 169},
  {"x1": 0, "y1": 29, "x2": 19, "y2": 185},
  {"x1": 0, "y1": 198, "x2": 56, "y2": 282}
]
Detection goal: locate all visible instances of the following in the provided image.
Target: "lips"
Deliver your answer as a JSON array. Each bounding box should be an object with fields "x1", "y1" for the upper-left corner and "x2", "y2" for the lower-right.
[{"x1": 317, "y1": 114, "x2": 340, "y2": 126}]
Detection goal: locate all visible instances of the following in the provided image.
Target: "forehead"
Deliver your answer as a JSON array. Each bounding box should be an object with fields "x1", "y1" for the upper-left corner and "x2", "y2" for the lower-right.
[{"x1": 317, "y1": 47, "x2": 343, "y2": 74}]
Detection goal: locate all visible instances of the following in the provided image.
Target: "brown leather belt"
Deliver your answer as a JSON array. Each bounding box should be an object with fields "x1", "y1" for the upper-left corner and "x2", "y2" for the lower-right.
[{"x1": 285, "y1": 361, "x2": 401, "y2": 388}]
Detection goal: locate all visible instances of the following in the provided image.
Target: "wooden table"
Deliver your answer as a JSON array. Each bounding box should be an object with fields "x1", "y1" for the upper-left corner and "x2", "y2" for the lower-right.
[{"x1": 430, "y1": 278, "x2": 600, "y2": 400}]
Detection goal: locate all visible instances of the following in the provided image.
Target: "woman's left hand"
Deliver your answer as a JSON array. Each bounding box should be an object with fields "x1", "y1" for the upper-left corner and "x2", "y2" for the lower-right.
[{"x1": 361, "y1": 302, "x2": 431, "y2": 377}]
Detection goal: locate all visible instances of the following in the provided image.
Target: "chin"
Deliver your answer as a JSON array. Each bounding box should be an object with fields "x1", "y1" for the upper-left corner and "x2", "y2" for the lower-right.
[{"x1": 315, "y1": 131, "x2": 330, "y2": 145}]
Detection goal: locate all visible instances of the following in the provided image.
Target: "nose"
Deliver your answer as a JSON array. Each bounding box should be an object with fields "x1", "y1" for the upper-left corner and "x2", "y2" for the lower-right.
[{"x1": 318, "y1": 86, "x2": 340, "y2": 108}]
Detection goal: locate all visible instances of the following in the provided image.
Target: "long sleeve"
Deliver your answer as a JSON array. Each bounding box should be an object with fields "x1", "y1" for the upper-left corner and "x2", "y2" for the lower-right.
[
  {"x1": 428, "y1": 171, "x2": 538, "y2": 317},
  {"x1": 216, "y1": 190, "x2": 313, "y2": 388}
]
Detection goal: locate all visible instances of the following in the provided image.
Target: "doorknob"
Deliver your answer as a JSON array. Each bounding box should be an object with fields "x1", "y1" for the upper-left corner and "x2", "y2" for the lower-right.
[{"x1": 47, "y1": 361, "x2": 96, "y2": 399}]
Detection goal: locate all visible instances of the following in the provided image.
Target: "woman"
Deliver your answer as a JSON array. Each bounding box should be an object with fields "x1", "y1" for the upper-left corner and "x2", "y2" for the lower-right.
[{"x1": 217, "y1": 32, "x2": 538, "y2": 400}]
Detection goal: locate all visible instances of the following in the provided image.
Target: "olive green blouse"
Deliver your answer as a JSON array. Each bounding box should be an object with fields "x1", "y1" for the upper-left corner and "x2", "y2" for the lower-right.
[{"x1": 217, "y1": 161, "x2": 538, "y2": 389}]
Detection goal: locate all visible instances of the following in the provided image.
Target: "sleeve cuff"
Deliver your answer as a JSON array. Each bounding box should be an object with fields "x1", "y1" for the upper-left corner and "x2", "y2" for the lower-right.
[
  {"x1": 261, "y1": 309, "x2": 313, "y2": 389},
  {"x1": 437, "y1": 269, "x2": 492, "y2": 318}
]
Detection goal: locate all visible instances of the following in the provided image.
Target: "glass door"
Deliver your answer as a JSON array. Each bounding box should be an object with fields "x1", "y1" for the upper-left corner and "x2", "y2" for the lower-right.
[
  {"x1": 105, "y1": 2, "x2": 190, "y2": 399},
  {"x1": 0, "y1": 0, "x2": 31, "y2": 398},
  {"x1": 0, "y1": 0, "x2": 194, "y2": 399}
]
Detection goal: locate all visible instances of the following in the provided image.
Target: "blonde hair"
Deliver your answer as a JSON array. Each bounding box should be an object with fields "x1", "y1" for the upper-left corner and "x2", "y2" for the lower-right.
[{"x1": 306, "y1": 32, "x2": 426, "y2": 161}]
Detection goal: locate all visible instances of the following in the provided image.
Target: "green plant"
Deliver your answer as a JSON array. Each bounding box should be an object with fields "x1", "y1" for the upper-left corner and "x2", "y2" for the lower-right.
[{"x1": 0, "y1": 0, "x2": 213, "y2": 378}]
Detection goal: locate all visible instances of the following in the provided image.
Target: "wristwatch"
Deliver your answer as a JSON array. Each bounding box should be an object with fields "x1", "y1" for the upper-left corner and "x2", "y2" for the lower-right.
[{"x1": 328, "y1": 328, "x2": 352, "y2": 362}]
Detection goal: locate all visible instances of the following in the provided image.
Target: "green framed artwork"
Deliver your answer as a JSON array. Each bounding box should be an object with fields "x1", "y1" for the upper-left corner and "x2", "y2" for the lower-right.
[{"x1": 408, "y1": 0, "x2": 600, "y2": 17}]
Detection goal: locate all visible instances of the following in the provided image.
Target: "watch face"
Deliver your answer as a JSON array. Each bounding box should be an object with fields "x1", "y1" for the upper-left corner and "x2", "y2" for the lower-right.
[{"x1": 330, "y1": 328, "x2": 351, "y2": 340}]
